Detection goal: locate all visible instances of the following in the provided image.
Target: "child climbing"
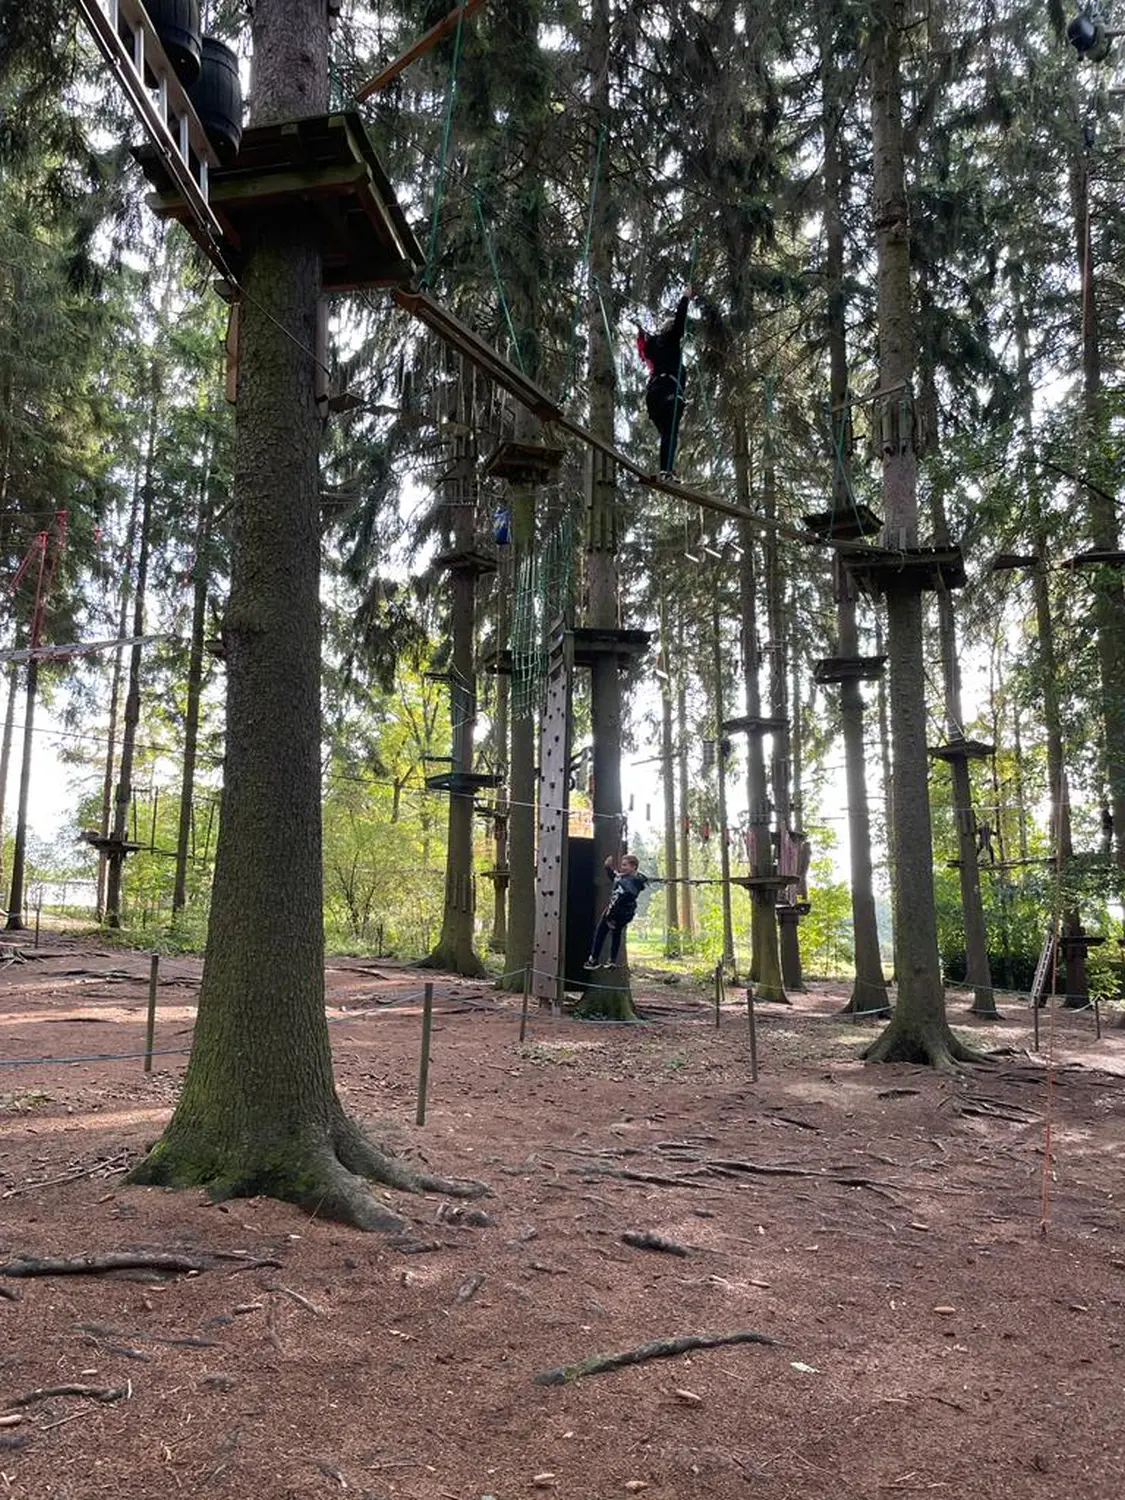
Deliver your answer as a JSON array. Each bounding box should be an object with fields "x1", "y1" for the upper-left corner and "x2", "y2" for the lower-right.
[
  {"x1": 585, "y1": 853, "x2": 649, "y2": 970},
  {"x1": 636, "y1": 288, "x2": 692, "y2": 476}
]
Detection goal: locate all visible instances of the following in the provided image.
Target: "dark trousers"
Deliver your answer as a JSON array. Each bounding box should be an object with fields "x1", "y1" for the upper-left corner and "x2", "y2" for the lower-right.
[
  {"x1": 646, "y1": 372, "x2": 685, "y2": 474},
  {"x1": 590, "y1": 909, "x2": 631, "y2": 964}
]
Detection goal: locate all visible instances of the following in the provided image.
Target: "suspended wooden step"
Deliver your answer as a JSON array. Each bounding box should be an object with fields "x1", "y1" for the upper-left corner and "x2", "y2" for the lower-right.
[
  {"x1": 730, "y1": 874, "x2": 793, "y2": 891},
  {"x1": 392, "y1": 290, "x2": 564, "y2": 423},
  {"x1": 843, "y1": 543, "x2": 966, "y2": 594},
  {"x1": 424, "y1": 771, "x2": 502, "y2": 795},
  {"x1": 570, "y1": 627, "x2": 651, "y2": 668},
  {"x1": 80, "y1": 831, "x2": 144, "y2": 856},
  {"x1": 802, "y1": 503, "x2": 883, "y2": 541},
  {"x1": 723, "y1": 715, "x2": 788, "y2": 737},
  {"x1": 813, "y1": 655, "x2": 887, "y2": 684},
  {"x1": 990, "y1": 551, "x2": 1039, "y2": 572},
  {"x1": 481, "y1": 647, "x2": 513, "y2": 675},
  {"x1": 482, "y1": 439, "x2": 565, "y2": 484},
  {"x1": 136, "y1": 111, "x2": 422, "y2": 290},
  {"x1": 777, "y1": 900, "x2": 812, "y2": 918},
  {"x1": 1060, "y1": 932, "x2": 1105, "y2": 950},
  {"x1": 1060, "y1": 549, "x2": 1125, "y2": 570},
  {"x1": 929, "y1": 737, "x2": 994, "y2": 763},
  {"x1": 433, "y1": 546, "x2": 498, "y2": 575},
  {"x1": 947, "y1": 857, "x2": 1054, "y2": 871}
]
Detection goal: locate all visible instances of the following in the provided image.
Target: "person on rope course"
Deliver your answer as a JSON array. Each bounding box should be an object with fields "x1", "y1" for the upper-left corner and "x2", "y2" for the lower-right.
[
  {"x1": 636, "y1": 287, "x2": 693, "y2": 476},
  {"x1": 585, "y1": 853, "x2": 649, "y2": 970}
]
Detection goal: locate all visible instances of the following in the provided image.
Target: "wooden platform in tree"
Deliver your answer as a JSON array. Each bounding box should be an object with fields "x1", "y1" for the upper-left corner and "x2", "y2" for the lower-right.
[
  {"x1": 730, "y1": 874, "x2": 793, "y2": 891},
  {"x1": 813, "y1": 655, "x2": 887, "y2": 684},
  {"x1": 990, "y1": 551, "x2": 1039, "y2": 572},
  {"x1": 777, "y1": 900, "x2": 812, "y2": 918},
  {"x1": 135, "y1": 111, "x2": 422, "y2": 291},
  {"x1": 723, "y1": 715, "x2": 788, "y2": 736},
  {"x1": 433, "y1": 547, "x2": 498, "y2": 575},
  {"x1": 1060, "y1": 933, "x2": 1106, "y2": 950},
  {"x1": 80, "y1": 831, "x2": 144, "y2": 856},
  {"x1": 1060, "y1": 549, "x2": 1125, "y2": 571},
  {"x1": 481, "y1": 647, "x2": 513, "y2": 675},
  {"x1": 929, "y1": 737, "x2": 994, "y2": 762},
  {"x1": 482, "y1": 439, "x2": 564, "y2": 483},
  {"x1": 843, "y1": 543, "x2": 966, "y2": 593},
  {"x1": 571, "y1": 628, "x2": 651, "y2": 668},
  {"x1": 424, "y1": 772, "x2": 502, "y2": 795},
  {"x1": 802, "y1": 503, "x2": 883, "y2": 541}
]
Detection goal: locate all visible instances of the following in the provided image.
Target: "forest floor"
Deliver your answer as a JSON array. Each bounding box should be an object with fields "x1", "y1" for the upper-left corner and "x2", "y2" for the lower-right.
[{"x1": 1, "y1": 932, "x2": 1124, "y2": 1500}]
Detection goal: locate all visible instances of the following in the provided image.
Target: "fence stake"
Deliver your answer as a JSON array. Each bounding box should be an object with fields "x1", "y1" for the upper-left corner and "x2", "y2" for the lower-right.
[
  {"x1": 519, "y1": 965, "x2": 531, "y2": 1043},
  {"x1": 34, "y1": 902, "x2": 41, "y2": 949},
  {"x1": 143, "y1": 952, "x2": 159, "y2": 1073},
  {"x1": 1032, "y1": 987, "x2": 1040, "y2": 1052},
  {"x1": 714, "y1": 962, "x2": 722, "y2": 1028},
  {"x1": 746, "y1": 987, "x2": 758, "y2": 1082},
  {"x1": 1095, "y1": 995, "x2": 1102, "y2": 1040},
  {"x1": 416, "y1": 981, "x2": 434, "y2": 1125}
]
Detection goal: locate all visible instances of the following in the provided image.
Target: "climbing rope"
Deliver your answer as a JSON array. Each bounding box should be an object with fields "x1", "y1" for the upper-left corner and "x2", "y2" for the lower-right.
[
  {"x1": 422, "y1": 2, "x2": 468, "y2": 289},
  {"x1": 472, "y1": 190, "x2": 526, "y2": 373}
]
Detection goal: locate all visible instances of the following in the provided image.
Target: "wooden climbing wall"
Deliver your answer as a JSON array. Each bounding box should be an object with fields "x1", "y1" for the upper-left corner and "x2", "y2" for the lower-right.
[{"x1": 532, "y1": 633, "x2": 574, "y2": 1005}]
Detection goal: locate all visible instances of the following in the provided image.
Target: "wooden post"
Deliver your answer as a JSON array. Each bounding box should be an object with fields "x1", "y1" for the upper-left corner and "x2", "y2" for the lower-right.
[
  {"x1": 714, "y1": 961, "x2": 722, "y2": 1028},
  {"x1": 1032, "y1": 986, "x2": 1040, "y2": 1052},
  {"x1": 416, "y1": 981, "x2": 434, "y2": 1125},
  {"x1": 1095, "y1": 994, "x2": 1102, "y2": 1039},
  {"x1": 746, "y1": 987, "x2": 759, "y2": 1082},
  {"x1": 519, "y1": 964, "x2": 531, "y2": 1043},
  {"x1": 144, "y1": 951, "x2": 159, "y2": 1073},
  {"x1": 34, "y1": 901, "x2": 41, "y2": 949}
]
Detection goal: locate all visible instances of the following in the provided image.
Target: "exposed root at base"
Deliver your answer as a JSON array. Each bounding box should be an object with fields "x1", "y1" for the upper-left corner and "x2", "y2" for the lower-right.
[
  {"x1": 128, "y1": 1113, "x2": 489, "y2": 1232},
  {"x1": 861, "y1": 1025, "x2": 989, "y2": 1071}
]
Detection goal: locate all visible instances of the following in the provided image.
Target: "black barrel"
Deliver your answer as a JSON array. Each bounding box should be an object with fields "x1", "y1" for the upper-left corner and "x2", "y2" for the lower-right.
[
  {"x1": 143, "y1": 0, "x2": 202, "y2": 88},
  {"x1": 188, "y1": 36, "x2": 243, "y2": 164}
]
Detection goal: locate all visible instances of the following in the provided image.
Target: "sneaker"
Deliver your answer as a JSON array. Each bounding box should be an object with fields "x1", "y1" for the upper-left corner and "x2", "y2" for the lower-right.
[{"x1": 583, "y1": 957, "x2": 597, "y2": 969}]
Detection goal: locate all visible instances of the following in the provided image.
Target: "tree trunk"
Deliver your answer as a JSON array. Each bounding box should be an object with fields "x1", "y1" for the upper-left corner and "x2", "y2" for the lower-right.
[
  {"x1": 574, "y1": 0, "x2": 636, "y2": 1023},
  {"x1": 421, "y1": 420, "x2": 485, "y2": 978},
  {"x1": 659, "y1": 630, "x2": 680, "y2": 956},
  {"x1": 735, "y1": 418, "x2": 786, "y2": 1003},
  {"x1": 130, "y1": 0, "x2": 480, "y2": 1226},
  {"x1": 173, "y1": 474, "x2": 212, "y2": 917},
  {"x1": 4, "y1": 656, "x2": 38, "y2": 930},
  {"x1": 0, "y1": 660, "x2": 18, "y2": 892},
  {"x1": 711, "y1": 593, "x2": 736, "y2": 974},
  {"x1": 676, "y1": 608, "x2": 694, "y2": 942},
  {"x1": 861, "y1": 0, "x2": 981, "y2": 1068},
  {"x1": 488, "y1": 559, "x2": 510, "y2": 955},
  {"x1": 821, "y1": 15, "x2": 888, "y2": 1017},
  {"x1": 106, "y1": 391, "x2": 158, "y2": 928}
]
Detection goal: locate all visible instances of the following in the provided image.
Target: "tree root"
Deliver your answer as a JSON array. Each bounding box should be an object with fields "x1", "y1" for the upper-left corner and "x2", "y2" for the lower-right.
[
  {"x1": 534, "y1": 1328, "x2": 779, "y2": 1386},
  {"x1": 621, "y1": 1231, "x2": 690, "y2": 1257},
  {"x1": 8, "y1": 1385, "x2": 127, "y2": 1409},
  {"x1": 128, "y1": 1111, "x2": 488, "y2": 1232},
  {"x1": 416, "y1": 944, "x2": 485, "y2": 979},
  {"x1": 862, "y1": 1022, "x2": 989, "y2": 1071}
]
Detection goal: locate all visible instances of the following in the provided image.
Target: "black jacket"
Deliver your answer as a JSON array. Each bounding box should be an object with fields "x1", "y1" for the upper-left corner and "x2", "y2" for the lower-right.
[
  {"x1": 639, "y1": 294, "x2": 690, "y2": 379},
  {"x1": 607, "y1": 868, "x2": 648, "y2": 921}
]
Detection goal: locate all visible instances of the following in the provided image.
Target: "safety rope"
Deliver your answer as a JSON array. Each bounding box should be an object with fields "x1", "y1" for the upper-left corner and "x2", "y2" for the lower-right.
[
  {"x1": 422, "y1": 2, "x2": 468, "y2": 289},
  {"x1": 561, "y1": 121, "x2": 607, "y2": 403},
  {"x1": 473, "y1": 191, "x2": 526, "y2": 373}
]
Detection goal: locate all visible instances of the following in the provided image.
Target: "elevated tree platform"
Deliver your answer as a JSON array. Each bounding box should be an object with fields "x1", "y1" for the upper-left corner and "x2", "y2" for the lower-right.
[
  {"x1": 433, "y1": 547, "x2": 498, "y2": 575},
  {"x1": 813, "y1": 655, "x2": 887, "y2": 684},
  {"x1": 929, "y1": 737, "x2": 995, "y2": 762},
  {"x1": 480, "y1": 647, "x2": 513, "y2": 675},
  {"x1": 990, "y1": 551, "x2": 1040, "y2": 572},
  {"x1": 802, "y1": 503, "x2": 883, "y2": 541},
  {"x1": 135, "y1": 112, "x2": 422, "y2": 292},
  {"x1": 723, "y1": 715, "x2": 788, "y2": 736},
  {"x1": 843, "y1": 543, "x2": 966, "y2": 594},
  {"x1": 571, "y1": 628, "x2": 651, "y2": 668},
  {"x1": 730, "y1": 875, "x2": 793, "y2": 891},
  {"x1": 424, "y1": 772, "x2": 502, "y2": 796},
  {"x1": 1060, "y1": 933, "x2": 1105, "y2": 950},
  {"x1": 482, "y1": 439, "x2": 564, "y2": 483},
  {"x1": 777, "y1": 900, "x2": 812, "y2": 918},
  {"x1": 80, "y1": 832, "x2": 144, "y2": 856}
]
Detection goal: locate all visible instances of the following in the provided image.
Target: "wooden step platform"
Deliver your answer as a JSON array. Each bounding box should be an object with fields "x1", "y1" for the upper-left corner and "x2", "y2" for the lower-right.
[
  {"x1": 802, "y1": 503, "x2": 883, "y2": 541},
  {"x1": 723, "y1": 715, "x2": 788, "y2": 736},
  {"x1": 482, "y1": 440, "x2": 564, "y2": 484},
  {"x1": 433, "y1": 547, "x2": 498, "y2": 575},
  {"x1": 571, "y1": 627, "x2": 651, "y2": 668},
  {"x1": 135, "y1": 111, "x2": 422, "y2": 291},
  {"x1": 424, "y1": 771, "x2": 502, "y2": 795},
  {"x1": 813, "y1": 655, "x2": 887, "y2": 684},
  {"x1": 929, "y1": 737, "x2": 994, "y2": 762},
  {"x1": 843, "y1": 543, "x2": 966, "y2": 594}
]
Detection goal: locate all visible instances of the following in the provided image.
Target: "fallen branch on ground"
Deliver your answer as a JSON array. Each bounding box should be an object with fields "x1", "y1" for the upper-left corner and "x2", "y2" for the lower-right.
[
  {"x1": 533, "y1": 1328, "x2": 779, "y2": 1386},
  {"x1": 621, "y1": 1231, "x2": 690, "y2": 1257},
  {"x1": 0, "y1": 1250, "x2": 278, "y2": 1281},
  {"x1": 8, "y1": 1385, "x2": 128, "y2": 1408}
]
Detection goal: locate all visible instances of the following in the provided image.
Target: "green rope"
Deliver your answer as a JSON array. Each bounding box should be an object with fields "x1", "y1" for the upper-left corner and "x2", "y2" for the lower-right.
[
  {"x1": 423, "y1": 6, "x2": 468, "y2": 289},
  {"x1": 473, "y1": 191, "x2": 526, "y2": 374},
  {"x1": 562, "y1": 122, "x2": 607, "y2": 403}
]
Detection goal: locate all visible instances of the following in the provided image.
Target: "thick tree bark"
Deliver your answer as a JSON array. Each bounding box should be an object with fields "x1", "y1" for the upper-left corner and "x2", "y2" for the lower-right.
[
  {"x1": 173, "y1": 477, "x2": 212, "y2": 918},
  {"x1": 4, "y1": 657, "x2": 38, "y2": 930},
  {"x1": 659, "y1": 628, "x2": 680, "y2": 955},
  {"x1": 105, "y1": 388, "x2": 157, "y2": 928},
  {"x1": 861, "y1": 0, "x2": 982, "y2": 1069},
  {"x1": 574, "y1": 0, "x2": 636, "y2": 1022},
  {"x1": 711, "y1": 593, "x2": 736, "y2": 974},
  {"x1": 735, "y1": 420, "x2": 786, "y2": 1003},
  {"x1": 130, "y1": 0, "x2": 481, "y2": 1225},
  {"x1": 676, "y1": 609, "x2": 694, "y2": 941},
  {"x1": 0, "y1": 660, "x2": 18, "y2": 892}
]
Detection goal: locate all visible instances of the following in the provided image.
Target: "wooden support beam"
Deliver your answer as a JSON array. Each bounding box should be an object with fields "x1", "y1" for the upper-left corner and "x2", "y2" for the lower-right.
[{"x1": 356, "y1": 0, "x2": 488, "y2": 100}]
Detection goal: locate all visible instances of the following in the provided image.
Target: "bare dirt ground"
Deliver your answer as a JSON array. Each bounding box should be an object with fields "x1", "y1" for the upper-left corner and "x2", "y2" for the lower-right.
[{"x1": 1, "y1": 931, "x2": 1124, "y2": 1500}]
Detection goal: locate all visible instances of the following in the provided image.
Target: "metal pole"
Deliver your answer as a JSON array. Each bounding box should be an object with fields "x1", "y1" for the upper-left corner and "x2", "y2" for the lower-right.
[
  {"x1": 416, "y1": 981, "x2": 434, "y2": 1125},
  {"x1": 746, "y1": 986, "x2": 759, "y2": 1082},
  {"x1": 519, "y1": 965, "x2": 531, "y2": 1043},
  {"x1": 143, "y1": 951, "x2": 159, "y2": 1073}
]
